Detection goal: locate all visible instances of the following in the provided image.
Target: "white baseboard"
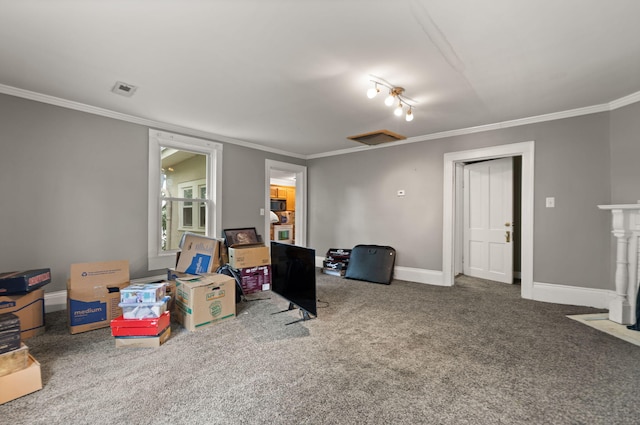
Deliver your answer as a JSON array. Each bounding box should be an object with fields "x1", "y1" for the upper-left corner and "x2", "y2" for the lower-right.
[
  {"x1": 45, "y1": 290, "x2": 67, "y2": 313},
  {"x1": 532, "y1": 281, "x2": 614, "y2": 309},
  {"x1": 130, "y1": 274, "x2": 168, "y2": 284},
  {"x1": 393, "y1": 266, "x2": 445, "y2": 286},
  {"x1": 315, "y1": 256, "x2": 445, "y2": 286}
]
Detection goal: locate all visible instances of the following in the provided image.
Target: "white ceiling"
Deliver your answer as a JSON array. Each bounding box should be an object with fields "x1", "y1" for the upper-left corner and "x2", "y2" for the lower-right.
[{"x1": 2, "y1": 0, "x2": 640, "y2": 158}]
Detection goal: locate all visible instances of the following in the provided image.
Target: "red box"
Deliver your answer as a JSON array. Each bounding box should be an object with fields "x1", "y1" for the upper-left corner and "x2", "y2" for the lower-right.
[
  {"x1": 110, "y1": 311, "x2": 170, "y2": 337},
  {"x1": 239, "y1": 265, "x2": 271, "y2": 295}
]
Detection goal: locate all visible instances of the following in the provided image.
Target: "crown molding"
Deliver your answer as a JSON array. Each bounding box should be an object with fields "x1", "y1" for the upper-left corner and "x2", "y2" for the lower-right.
[
  {"x1": 1, "y1": 83, "x2": 639, "y2": 161},
  {"x1": 307, "y1": 99, "x2": 629, "y2": 159},
  {"x1": 0, "y1": 84, "x2": 307, "y2": 160},
  {"x1": 609, "y1": 90, "x2": 640, "y2": 111}
]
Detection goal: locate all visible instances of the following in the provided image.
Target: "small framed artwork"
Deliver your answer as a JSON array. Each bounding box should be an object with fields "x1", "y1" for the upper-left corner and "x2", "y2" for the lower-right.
[{"x1": 223, "y1": 227, "x2": 260, "y2": 247}]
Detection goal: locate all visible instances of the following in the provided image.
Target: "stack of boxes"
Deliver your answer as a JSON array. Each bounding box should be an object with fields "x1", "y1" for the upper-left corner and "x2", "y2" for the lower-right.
[
  {"x1": 223, "y1": 228, "x2": 272, "y2": 296},
  {"x1": 170, "y1": 233, "x2": 237, "y2": 331},
  {"x1": 169, "y1": 229, "x2": 272, "y2": 331},
  {"x1": 110, "y1": 282, "x2": 171, "y2": 348},
  {"x1": 0, "y1": 269, "x2": 49, "y2": 339},
  {"x1": 0, "y1": 269, "x2": 50, "y2": 404},
  {"x1": 0, "y1": 313, "x2": 42, "y2": 405},
  {"x1": 321, "y1": 248, "x2": 352, "y2": 277}
]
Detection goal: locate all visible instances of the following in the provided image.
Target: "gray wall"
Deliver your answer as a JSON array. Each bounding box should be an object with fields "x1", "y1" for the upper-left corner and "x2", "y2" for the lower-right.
[
  {"x1": 610, "y1": 101, "x2": 640, "y2": 203},
  {"x1": 2, "y1": 90, "x2": 637, "y2": 295},
  {"x1": 308, "y1": 112, "x2": 613, "y2": 290},
  {"x1": 221, "y1": 143, "x2": 305, "y2": 230},
  {"x1": 0, "y1": 93, "x2": 303, "y2": 293}
]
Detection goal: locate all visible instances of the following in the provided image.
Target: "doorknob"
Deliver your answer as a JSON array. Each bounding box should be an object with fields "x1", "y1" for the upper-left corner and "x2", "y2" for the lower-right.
[
  {"x1": 505, "y1": 222, "x2": 511, "y2": 227},
  {"x1": 505, "y1": 231, "x2": 511, "y2": 243}
]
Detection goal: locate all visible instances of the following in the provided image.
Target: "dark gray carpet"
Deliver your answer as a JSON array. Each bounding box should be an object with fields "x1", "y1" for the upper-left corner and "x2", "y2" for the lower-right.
[{"x1": 3, "y1": 272, "x2": 640, "y2": 425}]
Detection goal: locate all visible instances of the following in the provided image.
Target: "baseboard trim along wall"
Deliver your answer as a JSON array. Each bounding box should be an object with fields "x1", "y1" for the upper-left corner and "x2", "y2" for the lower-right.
[
  {"x1": 531, "y1": 281, "x2": 614, "y2": 310},
  {"x1": 314, "y1": 256, "x2": 444, "y2": 286},
  {"x1": 45, "y1": 290, "x2": 67, "y2": 313},
  {"x1": 393, "y1": 266, "x2": 445, "y2": 286},
  {"x1": 44, "y1": 269, "x2": 615, "y2": 312}
]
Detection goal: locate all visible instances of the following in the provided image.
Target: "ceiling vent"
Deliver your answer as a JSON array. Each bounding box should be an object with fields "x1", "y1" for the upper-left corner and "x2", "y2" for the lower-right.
[
  {"x1": 111, "y1": 81, "x2": 138, "y2": 97},
  {"x1": 347, "y1": 129, "x2": 406, "y2": 146}
]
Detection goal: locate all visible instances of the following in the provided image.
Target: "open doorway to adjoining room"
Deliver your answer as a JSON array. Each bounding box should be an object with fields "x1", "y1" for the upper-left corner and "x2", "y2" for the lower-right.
[
  {"x1": 443, "y1": 141, "x2": 534, "y2": 300},
  {"x1": 264, "y1": 160, "x2": 307, "y2": 247}
]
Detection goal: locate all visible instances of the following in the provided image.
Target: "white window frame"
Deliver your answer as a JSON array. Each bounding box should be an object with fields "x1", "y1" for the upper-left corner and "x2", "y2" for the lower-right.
[
  {"x1": 177, "y1": 179, "x2": 207, "y2": 232},
  {"x1": 148, "y1": 130, "x2": 222, "y2": 270}
]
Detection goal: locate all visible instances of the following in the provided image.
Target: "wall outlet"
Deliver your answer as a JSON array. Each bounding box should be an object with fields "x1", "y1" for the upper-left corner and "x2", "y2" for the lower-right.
[{"x1": 545, "y1": 197, "x2": 555, "y2": 208}]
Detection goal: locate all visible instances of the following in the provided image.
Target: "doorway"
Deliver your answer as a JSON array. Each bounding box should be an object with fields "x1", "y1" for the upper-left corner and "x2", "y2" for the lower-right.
[
  {"x1": 442, "y1": 141, "x2": 534, "y2": 300},
  {"x1": 264, "y1": 160, "x2": 307, "y2": 247}
]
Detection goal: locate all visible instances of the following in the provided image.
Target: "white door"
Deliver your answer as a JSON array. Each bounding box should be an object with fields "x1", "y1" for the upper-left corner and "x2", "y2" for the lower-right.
[{"x1": 463, "y1": 157, "x2": 513, "y2": 283}]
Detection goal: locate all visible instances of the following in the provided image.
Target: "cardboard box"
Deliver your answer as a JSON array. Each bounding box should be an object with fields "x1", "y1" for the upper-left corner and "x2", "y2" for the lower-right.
[
  {"x1": 67, "y1": 261, "x2": 130, "y2": 335},
  {"x1": 120, "y1": 282, "x2": 166, "y2": 304},
  {"x1": 219, "y1": 243, "x2": 229, "y2": 266},
  {"x1": 110, "y1": 311, "x2": 171, "y2": 337},
  {"x1": 119, "y1": 296, "x2": 170, "y2": 319},
  {"x1": 0, "y1": 354, "x2": 42, "y2": 405},
  {"x1": 167, "y1": 269, "x2": 198, "y2": 281},
  {"x1": 0, "y1": 269, "x2": 51, "y2": 295},
  {"x1": 176, "y1": 233, "x2": 221, "y2": 274},
  {"x1": 115, "y1": 326, "x2": 171, "y2": 348},
  {"x1": 0, "y1": 289, "x2": 45, "y2": 340},
  {"x1": 164, "y1": 280, "x2": 176, "y2": 313},
  {"x1": 239, "y1": 265, "x2": 271, "y2": 294},
  {"x1": 0, "y1": 343, "x2": 29, "y2": 378},
  {"x1": 175, "y1": 273, "x2": 235, "y2": 331},
  {"x1": 228, "y1": 245, "x2": 270, "y2": 269}
]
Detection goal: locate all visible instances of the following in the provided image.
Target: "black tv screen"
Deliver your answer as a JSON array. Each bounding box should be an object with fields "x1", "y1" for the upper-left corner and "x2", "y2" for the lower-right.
[{"x1": 270, "y1": 241, "x2": 317, "y2": 317}]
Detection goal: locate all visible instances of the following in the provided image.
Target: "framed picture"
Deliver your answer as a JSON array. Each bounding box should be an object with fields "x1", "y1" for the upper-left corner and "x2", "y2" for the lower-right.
[{"x1": 223, "y1": 227, "x2": 260, "y2": 247}]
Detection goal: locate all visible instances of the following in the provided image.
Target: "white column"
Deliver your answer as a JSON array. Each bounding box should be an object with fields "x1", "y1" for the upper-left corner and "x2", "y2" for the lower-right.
[
  {"x1": 598, "y1": 204, "x2": 640, "y2": 325},
  {"x1": 610, "y1": 209, "x2": 632, "y2": 323}
]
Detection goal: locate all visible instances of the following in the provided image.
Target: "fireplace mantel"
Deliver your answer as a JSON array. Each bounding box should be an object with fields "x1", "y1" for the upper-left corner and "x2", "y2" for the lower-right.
[{"x1": 598, "y1": 204, "x2": 640, "y2": 324}]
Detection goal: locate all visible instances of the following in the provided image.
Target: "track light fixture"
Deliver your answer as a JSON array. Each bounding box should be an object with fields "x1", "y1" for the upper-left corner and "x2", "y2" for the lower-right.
[
  {"x1": 367, "y1": 83, "x2": 380, "y2": 99},
  {"x1": 366, "y1": 78, "x2": 416, "y2": 122},
  {"x1": 394, "y1": 101, "x2": 404, "y2": 116},
  {"x1": 405, "y1": 106, "x2": 414, "y2": 122}
]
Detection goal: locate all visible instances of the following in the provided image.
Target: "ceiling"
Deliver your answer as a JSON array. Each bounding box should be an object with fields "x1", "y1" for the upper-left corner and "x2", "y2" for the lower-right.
[{"x1": 2, "y1": 0, "x2": 640, "y2": 158}]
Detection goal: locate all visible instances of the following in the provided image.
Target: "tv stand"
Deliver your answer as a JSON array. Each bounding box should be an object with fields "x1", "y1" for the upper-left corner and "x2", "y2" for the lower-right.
[{"x1": 272, "y1": 302, "x2": 315, "y2": 326}]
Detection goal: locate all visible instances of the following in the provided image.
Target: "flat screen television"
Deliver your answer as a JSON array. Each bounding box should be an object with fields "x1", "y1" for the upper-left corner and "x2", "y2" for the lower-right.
[{"x1": 270, "y1": 241, "x2": 317, "y2": 323}]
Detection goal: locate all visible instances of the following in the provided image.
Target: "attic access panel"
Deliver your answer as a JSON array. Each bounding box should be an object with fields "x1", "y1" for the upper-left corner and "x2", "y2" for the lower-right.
[{"x1": 347, "y1": 129, "x2": 406, "y2": 146}]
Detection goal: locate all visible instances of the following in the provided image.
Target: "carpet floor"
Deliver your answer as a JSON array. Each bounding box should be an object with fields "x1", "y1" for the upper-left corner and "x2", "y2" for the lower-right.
[{"x1": 2, "y1": 272, "x2": 640, "y2": 425}]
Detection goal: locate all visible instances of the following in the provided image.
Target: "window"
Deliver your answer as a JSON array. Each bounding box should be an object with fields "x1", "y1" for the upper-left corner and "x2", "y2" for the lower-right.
[
  {"x1": 177, "y1": 179, "x2": 206, "y2": 231},
  {"x1": 148, "y1": 130, "x2": 222, "y2": 270}
]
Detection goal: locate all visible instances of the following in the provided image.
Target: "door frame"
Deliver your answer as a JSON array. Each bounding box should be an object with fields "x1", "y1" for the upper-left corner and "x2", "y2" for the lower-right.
[
  {"x1": 265, "y1": 160, "x2": 307, "y2": 247},
  {"x1": 443, "y1": 141, "x2": 534, "y2": 299}
]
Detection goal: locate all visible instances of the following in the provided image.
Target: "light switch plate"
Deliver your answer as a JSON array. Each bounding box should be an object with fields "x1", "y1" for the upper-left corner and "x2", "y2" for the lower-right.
[{"x1": 546, "y1": 197, "x2": 555, "y2": 208}]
